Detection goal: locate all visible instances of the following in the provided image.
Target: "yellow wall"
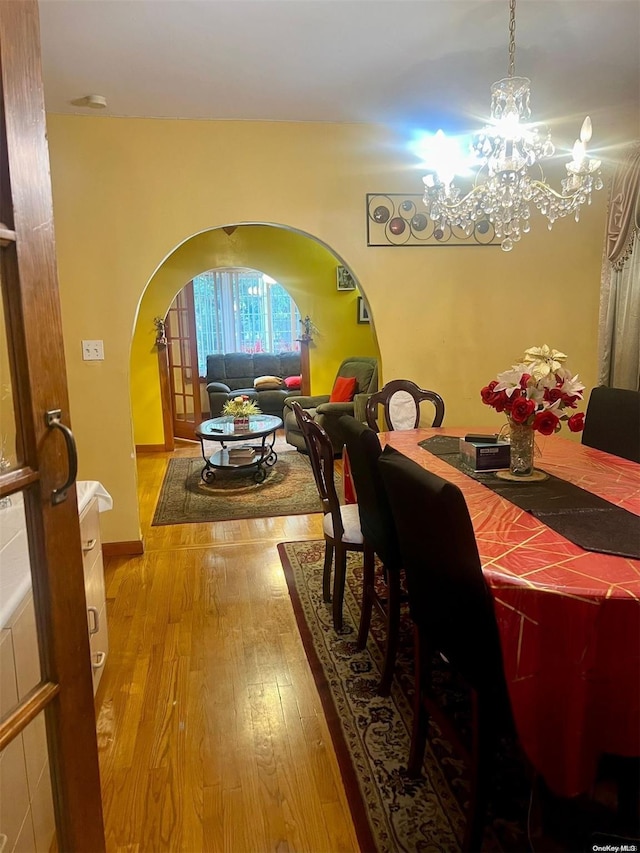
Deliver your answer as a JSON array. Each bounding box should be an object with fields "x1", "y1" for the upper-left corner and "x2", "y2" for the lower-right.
[
  {"x1": 47, "y1": 115, "x2": 607, "y2": 544},
  {"x1": 132, "y1": 225, "x2": 379, "y2": 446}
]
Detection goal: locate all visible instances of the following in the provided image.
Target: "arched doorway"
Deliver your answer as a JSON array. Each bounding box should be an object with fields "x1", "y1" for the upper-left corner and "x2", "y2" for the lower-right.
[{"x1": 130, "y1": 223, "x2": 380, "y2": 452}]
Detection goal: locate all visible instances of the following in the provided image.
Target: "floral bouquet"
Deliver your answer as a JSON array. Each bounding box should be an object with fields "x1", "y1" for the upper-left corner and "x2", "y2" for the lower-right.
[
  {"x1": 481, "y1": 345, "x2": 585, "y2": 435},
  {"x1": 222, "y1": 395, "x2": 261, "y2": 418}
]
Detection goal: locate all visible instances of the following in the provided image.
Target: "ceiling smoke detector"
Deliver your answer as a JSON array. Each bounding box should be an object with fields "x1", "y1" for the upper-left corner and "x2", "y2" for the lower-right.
[{"x1": 71, "y1": 94, "x2": 107, "y2": 109}]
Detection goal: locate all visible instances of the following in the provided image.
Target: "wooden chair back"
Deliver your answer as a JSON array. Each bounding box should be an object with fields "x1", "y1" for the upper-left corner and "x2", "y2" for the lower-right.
[
  {"x1": 366, "y1": 379, "x2": 444, "y2": 432},
  {"x1": 291, "y1": 400, "x2": 344, "y2": 540}
]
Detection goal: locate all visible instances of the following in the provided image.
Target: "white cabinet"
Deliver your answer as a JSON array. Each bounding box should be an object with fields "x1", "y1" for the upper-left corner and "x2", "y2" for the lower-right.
[{"x1": 79, "y1": 496, "x2": 109, "y2": 694}]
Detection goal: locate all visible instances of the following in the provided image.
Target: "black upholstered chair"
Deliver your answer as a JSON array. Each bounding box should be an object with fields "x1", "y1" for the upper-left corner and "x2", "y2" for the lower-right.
[
  {"x1": 291, "y1": 401, "x2": 373, "y2": 631},
  {"x1": 366, "y1": 379, "x2": 445, "y2": 432},
  {"x1": 338, "y1": 415, "x2": 403, "y2": 695},
  {"x1": 581, "y1": 386, "x2": 640, "y2": 463},
  {"x1": 378, "y1": 445, "x2": 513, "y2": 852}
]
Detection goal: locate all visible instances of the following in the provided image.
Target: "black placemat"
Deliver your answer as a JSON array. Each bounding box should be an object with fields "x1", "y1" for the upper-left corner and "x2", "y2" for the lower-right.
[{"x1": 418, "y1": 436, "x2": 640, "y2": 559}]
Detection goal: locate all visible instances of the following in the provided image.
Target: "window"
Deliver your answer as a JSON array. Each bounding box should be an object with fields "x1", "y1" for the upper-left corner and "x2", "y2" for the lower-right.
[{"x1": 192, "y1": 268, "x2": 301, "y2": 375}]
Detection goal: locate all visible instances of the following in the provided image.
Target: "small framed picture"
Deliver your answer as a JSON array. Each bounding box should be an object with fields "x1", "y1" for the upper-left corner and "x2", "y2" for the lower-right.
[
  {"x1": 357, "y1": 296, "x2": 370, "y2": 324},
  {"x1": 336, "y1": 265, "x2": 356, "y2": 291}
]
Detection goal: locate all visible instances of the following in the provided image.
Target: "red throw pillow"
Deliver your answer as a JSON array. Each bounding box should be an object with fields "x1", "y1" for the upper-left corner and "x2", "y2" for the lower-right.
[
  {"x1": 330, "y1": 375, "x2": 357, "y2": 403},
  {"x1": 284, "y1": 375, "x2": 302, "y2": 390}
]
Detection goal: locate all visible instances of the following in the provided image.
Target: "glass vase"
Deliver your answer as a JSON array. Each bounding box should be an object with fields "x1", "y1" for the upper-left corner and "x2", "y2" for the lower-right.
[
  {"x1": 508, "y1": 421, "x2": 535, "y2": 476},
  {"x1": 233, "y1": 416, "x2": 250, "y2": 431}
]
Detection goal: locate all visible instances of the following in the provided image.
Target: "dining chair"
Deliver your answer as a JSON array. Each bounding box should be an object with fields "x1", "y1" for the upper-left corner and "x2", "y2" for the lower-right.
[
  {"x1": 378, "y1": 444, "x2": 513, "y2": 852},
  {"x1": 581, "y1": 386, "x2": 640, "y2": 463},
  {"x1": 291, "y1": 401, "x2": 373, "y2": 631},
  {"x1": 338, "y1": 415, "x2": 404, "y2": 695},
  {"x1": 365, "y1": 379, "x2": 445, "y2": 432}
]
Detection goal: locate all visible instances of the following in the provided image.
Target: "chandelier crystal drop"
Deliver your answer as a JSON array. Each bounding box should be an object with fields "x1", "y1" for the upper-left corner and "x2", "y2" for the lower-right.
[{"x1": 420, "y1": 0, "x2": 603, "y2": 251}]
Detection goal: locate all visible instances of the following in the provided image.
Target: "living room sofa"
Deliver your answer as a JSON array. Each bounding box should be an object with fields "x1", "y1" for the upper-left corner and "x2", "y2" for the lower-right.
[{"x1": 206, "y1": 352, "x2": 301, "y2": 419}]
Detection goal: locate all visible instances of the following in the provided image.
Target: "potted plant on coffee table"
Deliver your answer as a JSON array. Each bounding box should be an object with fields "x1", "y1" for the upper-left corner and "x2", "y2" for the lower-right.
[{"x1": 222, "y1": 395, "x2": 261, "y2": 430}]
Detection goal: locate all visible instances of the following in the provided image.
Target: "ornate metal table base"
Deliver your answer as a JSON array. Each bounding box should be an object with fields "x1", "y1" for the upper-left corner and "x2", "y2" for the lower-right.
[{"x1": 195, "y1": 415, "x2": 282, "y2": 484}]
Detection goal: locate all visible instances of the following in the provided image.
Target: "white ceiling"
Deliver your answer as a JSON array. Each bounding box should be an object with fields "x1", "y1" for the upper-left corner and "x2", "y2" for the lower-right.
[{"x1": 38, "y1": 0, "x2": 639, "y2": 151}]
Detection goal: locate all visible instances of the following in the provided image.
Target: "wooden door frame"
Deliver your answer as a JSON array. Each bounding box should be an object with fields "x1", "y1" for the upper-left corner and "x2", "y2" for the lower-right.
[
  {"x1": 0, "y1": 3, "x2": 105, "y2": 849},
  {"x1": 166, "y1": 281, "x2": 203, "y2": 441}
]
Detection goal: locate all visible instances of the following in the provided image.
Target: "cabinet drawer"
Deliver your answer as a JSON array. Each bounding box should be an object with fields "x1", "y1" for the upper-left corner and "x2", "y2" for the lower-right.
[
  {"x1": 79, "y1": 499, "x2": 101, "y2": 575},
  {"x1": 84, "y1": 551, "x2": 106, "y2": 625},
  {"x1": 89, "y1": 604, "x2": 108, "y2": 693}
]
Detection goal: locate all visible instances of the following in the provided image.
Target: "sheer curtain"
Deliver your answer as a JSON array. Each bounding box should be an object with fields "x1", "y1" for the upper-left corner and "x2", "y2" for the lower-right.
[{"x1": 597, "y1": 142, "x2": 640, "y2": 390}]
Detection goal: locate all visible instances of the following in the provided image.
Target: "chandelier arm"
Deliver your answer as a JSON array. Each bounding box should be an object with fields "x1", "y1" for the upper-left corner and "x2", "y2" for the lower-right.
[
  {"x1": 528, "y1": 179, "x2": 590, "y2": 202},
  {"x1": 424, "y1": 177, "x2": 591, "y2": 211}
]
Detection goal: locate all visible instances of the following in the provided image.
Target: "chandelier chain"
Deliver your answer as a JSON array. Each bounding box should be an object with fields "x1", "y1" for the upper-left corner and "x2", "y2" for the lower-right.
[{"x1": 508, "y1": 0, "x2": 517, "y2": 78}]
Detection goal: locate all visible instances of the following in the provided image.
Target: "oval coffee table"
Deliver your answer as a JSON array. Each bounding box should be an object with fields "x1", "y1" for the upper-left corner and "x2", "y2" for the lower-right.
[{"x1": 195, "y1": 414, "x2": 283, "y2": 483}]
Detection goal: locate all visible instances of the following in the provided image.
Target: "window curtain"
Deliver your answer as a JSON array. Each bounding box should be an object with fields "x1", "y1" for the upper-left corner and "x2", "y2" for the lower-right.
[{"x1": 597, "y1": 141, "x2": 640, "y2": 390}]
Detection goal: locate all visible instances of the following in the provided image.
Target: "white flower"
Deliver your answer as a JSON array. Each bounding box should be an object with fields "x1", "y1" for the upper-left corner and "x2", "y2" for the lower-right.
[
  {"x1": 522, "y1": 345, "x2": 567, "y2": 381},
  {"x1": 494, "y1": 367, "x2": 525, "y2": 397},
  {"x1": 527, "y1": 384, "x2": 545, "y2": 405},
  {"x1": 559, "y1": 373, "x2": 585, "y2": 399}
]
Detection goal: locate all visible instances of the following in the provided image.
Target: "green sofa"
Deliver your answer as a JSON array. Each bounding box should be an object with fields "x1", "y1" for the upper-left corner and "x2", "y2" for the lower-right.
[{"x1": 283, "y1": 356, "x2": 378, "y2": 455}]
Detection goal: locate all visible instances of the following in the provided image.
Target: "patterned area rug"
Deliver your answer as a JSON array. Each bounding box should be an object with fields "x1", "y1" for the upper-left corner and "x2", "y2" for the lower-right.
[
  {"x1": 278, "y1": 540, "x2": 533, "y2": 853},
  {"x1": 152, "y1": 451, "x2": 330, "y2": 525}
]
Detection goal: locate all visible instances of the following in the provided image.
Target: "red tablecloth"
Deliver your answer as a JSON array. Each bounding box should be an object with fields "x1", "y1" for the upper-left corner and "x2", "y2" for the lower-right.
[{"x1": 381, "y1": 428, "x2": 640, "y2": 798}]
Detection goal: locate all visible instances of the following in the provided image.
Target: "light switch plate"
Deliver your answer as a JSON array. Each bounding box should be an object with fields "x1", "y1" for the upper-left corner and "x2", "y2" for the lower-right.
[{"x1": 82, "y1": 340, "x2": 104, "y2": 361}]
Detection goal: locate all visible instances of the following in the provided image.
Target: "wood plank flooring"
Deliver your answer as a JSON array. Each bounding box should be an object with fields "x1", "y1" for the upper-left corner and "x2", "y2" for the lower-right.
[{"x1": 96, "y1": 438, "x2": 359, "y2": 853}]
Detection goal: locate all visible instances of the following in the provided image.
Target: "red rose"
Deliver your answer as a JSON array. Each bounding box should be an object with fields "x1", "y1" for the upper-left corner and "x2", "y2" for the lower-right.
[
  {"x1": 567, "y1": 412, "x2": 585, "y2": 432},
  {"x1": 481, "y1": 381, "x2": 499, "y2": 406},
  {"x1": 493, "y1": 390, "x2": 509, "y2": 412},
  {"x1": 533, "y1": 410, "x2": 560, "y2": 436},
  {"x1": 510, "y1": 397, "x2": 536, "y2": 424},
  {"x1": 544, "y1": 387, "x2": 563, "y2": 403},
  {"x1": 562, "y1": 394, "x2": 579, "y2": 408},
  {"x1": 519, "y1": 373, "x2": 531, "y2": 389}
]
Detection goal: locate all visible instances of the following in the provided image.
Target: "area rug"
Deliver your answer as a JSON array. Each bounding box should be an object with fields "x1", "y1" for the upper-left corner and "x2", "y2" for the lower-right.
[
  {"x1": 152, "y1": 451, "x2": 332, "y2": 525},
  {"x1": 278, "y1": 540, "x2": 532, "y2": 853}
]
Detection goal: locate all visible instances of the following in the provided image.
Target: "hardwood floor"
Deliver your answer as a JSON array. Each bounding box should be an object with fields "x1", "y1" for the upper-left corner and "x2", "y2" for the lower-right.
[{"x1": 96, "y1": 437, "x2": 359, "y2": 852}]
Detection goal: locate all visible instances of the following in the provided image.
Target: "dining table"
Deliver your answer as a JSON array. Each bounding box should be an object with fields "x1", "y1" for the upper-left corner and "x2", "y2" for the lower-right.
[{"x1": 378, "y1": 427, "x2": 640, "y2": 800}]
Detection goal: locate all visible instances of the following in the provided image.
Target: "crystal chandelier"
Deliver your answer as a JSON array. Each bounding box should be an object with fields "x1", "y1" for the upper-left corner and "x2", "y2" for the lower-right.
[{"x1": 421, "y1": 0, "x2": 603, "y2": 251}]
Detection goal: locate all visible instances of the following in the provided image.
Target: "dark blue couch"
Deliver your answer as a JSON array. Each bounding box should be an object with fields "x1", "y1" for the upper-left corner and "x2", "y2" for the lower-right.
[{"x1": 206, "y1": 352, "x2": 301, "y2": 419}]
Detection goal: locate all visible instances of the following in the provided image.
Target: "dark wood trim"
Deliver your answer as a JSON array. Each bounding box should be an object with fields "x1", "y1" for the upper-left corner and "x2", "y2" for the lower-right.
[
  {"x1": 0, "y1": 465, "x2": 39, "y2": 497},
  {"x1": 0, "y1": 4, "x2": 106, "y2": 848},
  {"x1": 136, "y1": 444, "x2": 167, "y2": 453},
  {"x1": 0, "y1": 222, "x2": 16, "y2": 244},
  {"x1": 157, "y1": 339, "x2": 175, "y2": 451},
  {"x1": 299, "y1": 337, "x2": 311, "y2": 396},
  {"x1": 166, "y1": 282, "x2": 202, "y2": 441},
  {"x1": 103, "y1": 540, "x2": 144, "y2": 558},
  {"x1": 0, "y1": 681, "x2": 60, "y2": 752}
]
